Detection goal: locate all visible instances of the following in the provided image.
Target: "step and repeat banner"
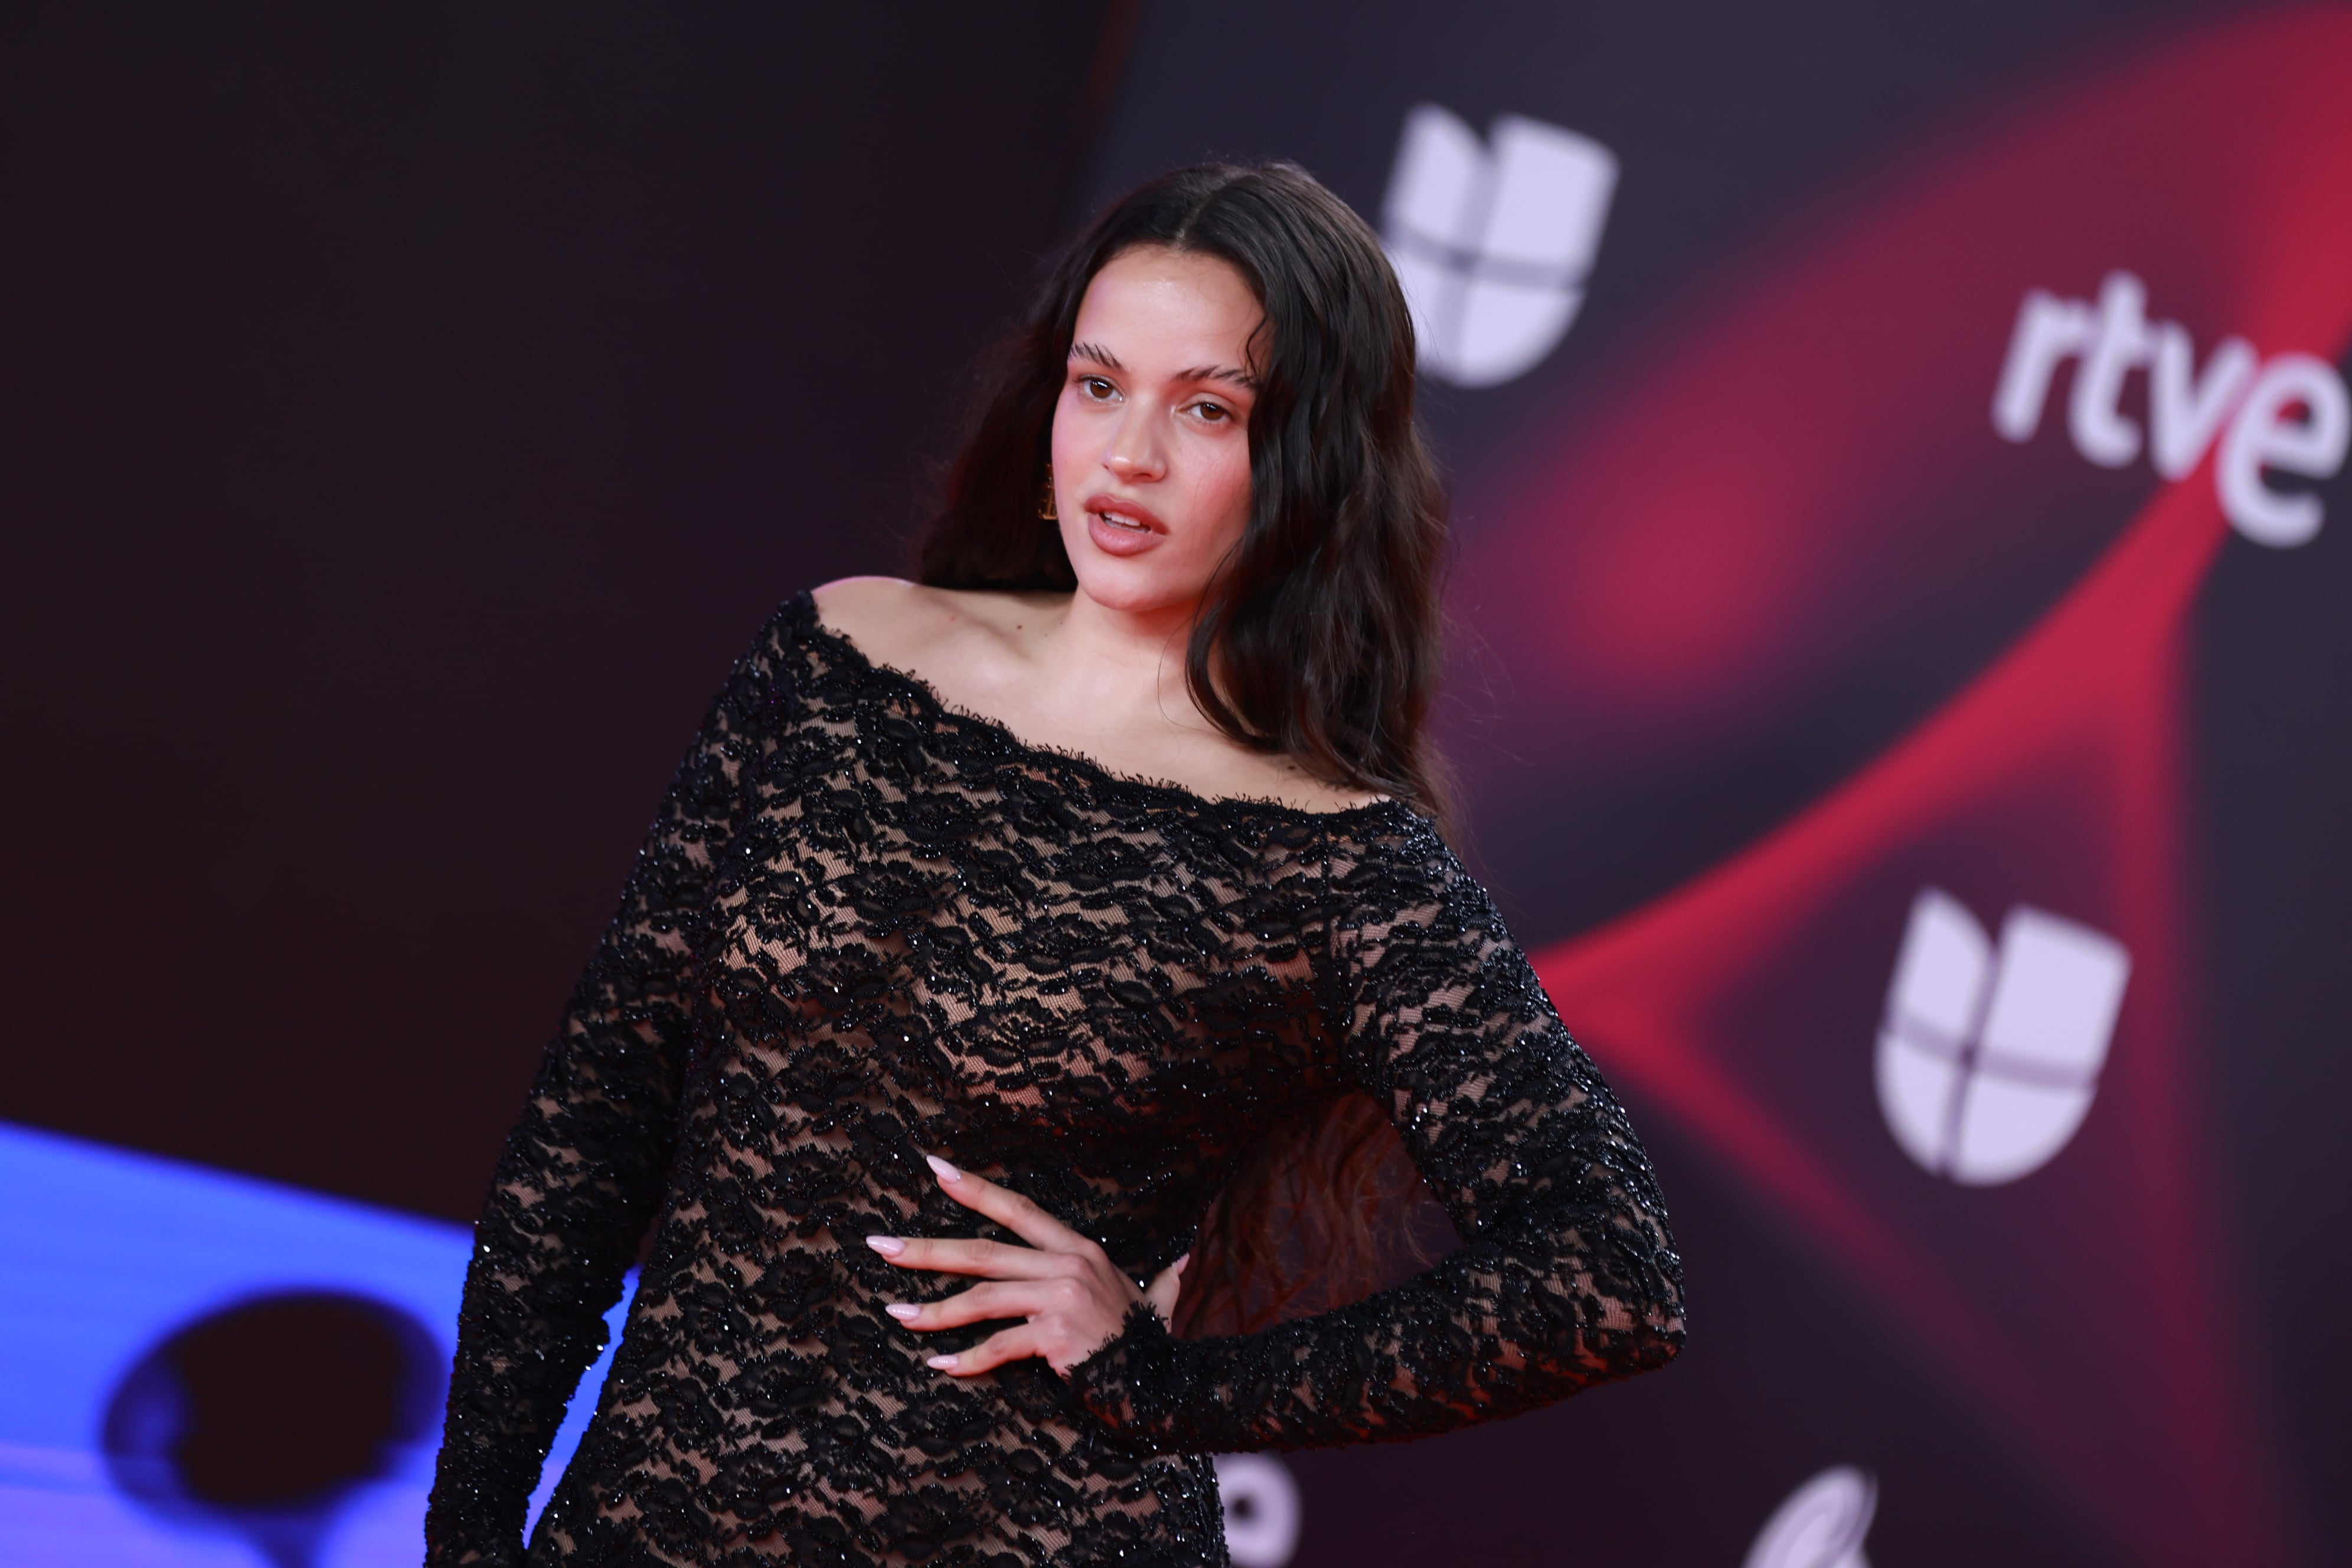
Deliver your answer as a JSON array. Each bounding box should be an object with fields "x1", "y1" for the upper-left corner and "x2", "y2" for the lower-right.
[
  {"x1": 1086, "y1": 3, "x2": 2351, "y2": 1566},
  {"x1": 5, "y1": 4, "x2": 2347, "y2": 1567}
]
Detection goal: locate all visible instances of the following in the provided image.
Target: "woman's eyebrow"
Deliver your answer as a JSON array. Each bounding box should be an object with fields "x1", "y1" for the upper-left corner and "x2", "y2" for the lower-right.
[
  {"x1": 1179, "y1": 364, "x2": 1258, "y2": 390},
  {"x1": 1069, "y1": 342, "x2": 1255, "y2": 391}
]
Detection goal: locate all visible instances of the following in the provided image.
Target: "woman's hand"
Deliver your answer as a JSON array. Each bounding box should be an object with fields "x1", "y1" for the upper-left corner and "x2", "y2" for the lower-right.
[{"x1": 867, "y1": 1154, "x2": 1186, "y2": 1378}]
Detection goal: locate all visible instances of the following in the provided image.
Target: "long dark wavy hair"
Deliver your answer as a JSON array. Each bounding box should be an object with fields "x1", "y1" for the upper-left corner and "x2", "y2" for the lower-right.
[
  {"x1": 916, "y1": 160, "x2": 1447, "y2": 811},
  {"x1": 913, "y1": 162, "x2": 1451, "y2": 1335}
]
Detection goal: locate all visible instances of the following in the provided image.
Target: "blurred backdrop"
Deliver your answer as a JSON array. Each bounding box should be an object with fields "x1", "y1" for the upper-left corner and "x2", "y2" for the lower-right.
[{"x1": 5, "y1": 3, "x2": 2348, "y2": 1565}]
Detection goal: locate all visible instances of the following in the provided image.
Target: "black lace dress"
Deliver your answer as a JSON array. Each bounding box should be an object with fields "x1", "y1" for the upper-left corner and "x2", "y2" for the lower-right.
[{"x1": 424, "y1": 591, "x2": 1685, "y2": 1567}]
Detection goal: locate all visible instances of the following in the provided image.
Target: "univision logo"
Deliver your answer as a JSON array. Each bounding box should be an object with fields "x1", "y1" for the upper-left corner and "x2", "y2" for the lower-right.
[
  {"x1": 1876, "y1": 889, "x2": 2131, "y2": 1185},
  {"x1": 1380, "y1": 104, "x2": 1617, "y2": 388},
  {"x1": 1745, "y1": 1466, "x2": 1877, "y2": 1568},
  {"x1": 1212, "y1": 1453, "x2": 1299, "y2": 1567}
]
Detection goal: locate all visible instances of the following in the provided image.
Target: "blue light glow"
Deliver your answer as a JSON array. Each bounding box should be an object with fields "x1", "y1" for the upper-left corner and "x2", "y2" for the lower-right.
[{"x1": 0, "y1": 1122, "x2": 624, "y2": 1567}]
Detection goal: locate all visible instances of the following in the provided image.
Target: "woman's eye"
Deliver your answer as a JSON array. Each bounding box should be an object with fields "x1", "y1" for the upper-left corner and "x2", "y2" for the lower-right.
[
  {"x1": 1194, "y1": 401, "x2": 1230, "y2": 423},
  {"x1": 1080, "y1": 377, "x2": 1115, "y2": 399}
]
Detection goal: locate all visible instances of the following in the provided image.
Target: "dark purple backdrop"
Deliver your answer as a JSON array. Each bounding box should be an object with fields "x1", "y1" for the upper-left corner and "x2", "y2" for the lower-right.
[{"x1": 4, "y1": 0, "x2": 1122, "y2": 1217}]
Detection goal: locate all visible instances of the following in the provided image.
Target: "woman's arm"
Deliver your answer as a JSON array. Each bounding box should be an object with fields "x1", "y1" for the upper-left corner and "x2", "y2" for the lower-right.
[
  {"x1": 1062, "y1": 830, "x2": 1686, "y2": 1455},
  {"x1": 422, "y1": 607, "x2": 798, "y2": 1564}
]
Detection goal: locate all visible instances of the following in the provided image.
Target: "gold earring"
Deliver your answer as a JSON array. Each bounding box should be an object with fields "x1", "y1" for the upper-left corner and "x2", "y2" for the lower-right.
[{"x1": 1038, "y1": 475, "x2": 1059, "y2": 521}]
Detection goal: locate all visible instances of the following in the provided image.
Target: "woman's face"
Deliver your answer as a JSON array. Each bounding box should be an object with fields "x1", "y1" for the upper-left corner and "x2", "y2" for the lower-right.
[{"x1": 1049, "y1": 245, "x2": 1263, "y2": 622}]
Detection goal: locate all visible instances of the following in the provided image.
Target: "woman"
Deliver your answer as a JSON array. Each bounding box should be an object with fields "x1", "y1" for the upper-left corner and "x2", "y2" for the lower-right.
[{"x1": 425, "y1": 161, "x2": 1684, "y2": 1568}]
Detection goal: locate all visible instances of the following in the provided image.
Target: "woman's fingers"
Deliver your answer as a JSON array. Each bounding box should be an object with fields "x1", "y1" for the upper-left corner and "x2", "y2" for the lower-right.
[
  {"x1": 922, "y1": 1154, "x2": 1094, "y2": 1256},
  {"x1": 1142, "y1": 1252, "x2": 1188, "y2": 1327},
  {"x1": 874, "y1": 1154, "x2": 1154, "y2": 1377},
  {"x1": 865, "y1": 1233, "x2": 1065, "y2": 1278},
  {"x1": 886, "y1": 1279, "x2": 1063, "y2": 1331},
  {"x1": 925, "y1": 1321, "x2": 1043, "y2": 1377}
]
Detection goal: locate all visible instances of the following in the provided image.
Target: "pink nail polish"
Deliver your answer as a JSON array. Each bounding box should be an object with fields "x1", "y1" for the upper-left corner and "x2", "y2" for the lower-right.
[
  {"x1": 1173, "y1": 1253, "x2": 1191, "y2": 1271},
  {"x1": 926, "y1": 1354, "x2": 958, "y2": 1371},
  {"x1": 925, "y1": 1154, "x2": 962, "y2": 1183},
  {"x1": 886, "y1": 1302, "x2": 920, "y2": 1321},
  {"x1": 865, "y1": 1234, "x2": 906, "y2": 1257}
]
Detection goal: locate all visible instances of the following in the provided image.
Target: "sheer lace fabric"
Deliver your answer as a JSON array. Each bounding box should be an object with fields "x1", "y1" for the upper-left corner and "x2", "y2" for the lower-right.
[{"x1": 424, "y1": 592, "x2": 1684, "y2": 1567}]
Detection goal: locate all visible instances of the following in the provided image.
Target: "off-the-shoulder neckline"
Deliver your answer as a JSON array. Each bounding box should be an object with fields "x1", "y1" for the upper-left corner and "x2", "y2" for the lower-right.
[{"x1": 789, "y1": 589, "x2": 1416, "y2": 828}]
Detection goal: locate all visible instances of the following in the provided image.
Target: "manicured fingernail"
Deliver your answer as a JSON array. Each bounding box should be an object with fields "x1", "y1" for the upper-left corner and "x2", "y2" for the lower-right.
[
  {"x1": 925, "y1": 1154, "x2": 962, "y2": 1184},
  {"x1": 926, "y1": 1354, "x2": 958, "y2": 1371},
  {"x1": 1173, "y1": 1253, "x2": 1190, "y2": 1272},
  {"x1": 865, "y1": 1234, "x2": 905, "y2": 1257},
  {"x1": 886, "y1": 1302, "x2": 921, "y2": 1321}
]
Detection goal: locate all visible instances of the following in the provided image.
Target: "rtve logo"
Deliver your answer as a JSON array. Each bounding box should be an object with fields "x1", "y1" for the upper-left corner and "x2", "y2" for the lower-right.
[
  {"x1": 1876, "y1": 890, "x2": 2131, "y2": 1185},
  {"x1": 1993, "y1": 270, "x2": 2352, "y2": 547},
  {"x1": 1744, "y1": 1466, "x2": 1877, "y2": 1568},
  {"x1": 1380, "y1": 104, "x2": 1617, "y2": 388}
]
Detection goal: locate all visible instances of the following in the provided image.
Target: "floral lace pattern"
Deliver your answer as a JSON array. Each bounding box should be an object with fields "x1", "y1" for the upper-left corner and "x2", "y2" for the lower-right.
[{"x1": 424, "y1": 591, "x2": 1685, "y2": 1567}]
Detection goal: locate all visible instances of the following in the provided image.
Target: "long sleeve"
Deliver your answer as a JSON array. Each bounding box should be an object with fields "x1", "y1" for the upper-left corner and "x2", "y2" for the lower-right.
[
  {"x1": 1063, "y1": 831, "x2": 1686, "y2": 1455},
  {"x1": 423, "y1": 610, "x2": 798, "y2": 1565}
]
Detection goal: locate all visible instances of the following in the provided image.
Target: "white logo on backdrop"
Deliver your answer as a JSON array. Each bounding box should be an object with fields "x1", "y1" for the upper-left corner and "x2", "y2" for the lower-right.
[
  {"x1": 1745, "y1": 1466, "x2": 1877, "y2": 1568},
  {"x1": 1876, "y1": 888, "x2": 2131, "y2": 1185},
  {"x1": 1380, "y1": 104, "x2": 1618, "y2": 388},
  {"x1": 1213, "y1": 1453, "x2": 1301, "y2": 1567},
  {"x1": 1992, "y1": 269, "x2": 2352, "y2": 547}
]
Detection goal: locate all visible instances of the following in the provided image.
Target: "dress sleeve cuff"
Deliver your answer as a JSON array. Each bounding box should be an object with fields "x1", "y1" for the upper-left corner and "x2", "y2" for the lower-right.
[{"x1": 1060, "y1": 1301, "x2": 1195, "y2": 1453}]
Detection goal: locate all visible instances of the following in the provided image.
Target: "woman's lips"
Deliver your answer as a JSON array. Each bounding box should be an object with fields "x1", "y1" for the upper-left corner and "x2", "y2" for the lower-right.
[{"x1": 1082, "y1": 494, "x2": 1164, "y2": 557}]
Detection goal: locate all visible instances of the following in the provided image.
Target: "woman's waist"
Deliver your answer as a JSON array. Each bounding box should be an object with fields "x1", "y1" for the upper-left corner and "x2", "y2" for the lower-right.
[
  {"x1": 604, "y1": 1265, "x2": 1086, "y2": 1437},
  {"x1": 660, "y1": 1122, "x2": 1219, "y2": 1279}
]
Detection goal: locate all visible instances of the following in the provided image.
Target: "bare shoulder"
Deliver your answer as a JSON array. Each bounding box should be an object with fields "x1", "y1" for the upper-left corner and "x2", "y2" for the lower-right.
[
  {"x1": 809, "y1": 576, "x2": 1064, "y2": 677},
  {"x1": 808, "y1": 574, "x2": 922, "y2": 643}
]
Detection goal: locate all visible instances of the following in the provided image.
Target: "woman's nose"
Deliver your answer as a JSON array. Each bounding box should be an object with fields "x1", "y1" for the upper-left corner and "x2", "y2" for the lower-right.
[{"x1": 1103, "y1": 414, "x2": 1165, "y2": 482}]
